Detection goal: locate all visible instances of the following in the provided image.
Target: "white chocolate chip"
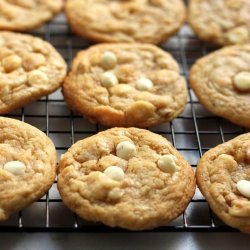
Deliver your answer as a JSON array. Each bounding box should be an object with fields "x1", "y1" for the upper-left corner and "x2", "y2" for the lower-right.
[
  {"x1": 101, "y1": 51, "x2": 117, "y2": 69},
  {"x1": 116, "y1": 141, "x2": 136, "y2": 160},
  {"x1": 104, "y1": 166, "x2": 124, "y2": 181},
  {"x1": 36, "y1": 161, "x2": 44, "y2": 170},
  {"x1": 2, "y1": 55, "x2": 22, "y2": 73},
  {"x1": 3, "y1": 161, "x2": 26, "y2": 175},
  {"x1": 108, "y1": 187, "x2": 124, "y2": 201},
  {"x1": 226, "y1": 27, "x2": 249, "y2": 44},
  {"x1": 136, "y1": 78, "x2": 154, "y2": 91},
  {"x1": 157, "y1": 154, "x2": 176, "y2": 173},
  {"x1": 234, "y1": 72, "x2": 250, "y2": 91},
  {"x1": 28, "y1": 70, "x2": 49, "y2": 86},
  {"x1": 236, "y1": 180, "x2": 250, "y2": 198},
  {"x1": 101, "y1": 72, "x2": 118, "y2": 88}
]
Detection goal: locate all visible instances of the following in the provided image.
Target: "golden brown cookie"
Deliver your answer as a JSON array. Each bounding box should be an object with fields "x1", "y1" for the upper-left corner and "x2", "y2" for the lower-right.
[
  {"x1": 0, "y1": 117, "x2": 57, "y2": 222},
  {"x1": 58, "y1": 127, "x2": 196, "y2": 230},
  {"x1": 189, "y1": 44, "x2": 250, "y2": 128},
  {"x1": 0, "y1": 31, "x2": 67, "y2": 114},
  {"x1": 65, "y1": 0, "x2": 186, "y2": 44},
  {"x1": 196, "y1": 133, "x2": 250, "y2": 234},
  {"x1": 188, "y1": 0, "x2": 250, "y2": 46},
  {"x1": 0, "y1": 0, "x2": 63, "y2": 31},
  {"x1": 63, "y1": 43, "x2": 187, "y2": 128}
]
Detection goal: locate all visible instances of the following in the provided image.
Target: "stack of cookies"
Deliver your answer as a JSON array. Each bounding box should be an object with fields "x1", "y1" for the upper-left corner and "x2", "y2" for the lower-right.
[{"x1": 0, "y1": 0, "x2": 249, "y2": 233}]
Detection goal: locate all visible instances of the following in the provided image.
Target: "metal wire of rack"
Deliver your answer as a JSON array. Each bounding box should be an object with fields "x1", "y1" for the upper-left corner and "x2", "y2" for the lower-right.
[{"x1": 0, "y1": 10, "x2": 248, "y2": 233}]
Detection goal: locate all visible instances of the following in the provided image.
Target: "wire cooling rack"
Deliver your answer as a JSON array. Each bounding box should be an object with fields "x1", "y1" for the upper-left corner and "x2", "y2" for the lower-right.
[{"x1": 0, "y1": 8, "x2": 248, "y2": 233}]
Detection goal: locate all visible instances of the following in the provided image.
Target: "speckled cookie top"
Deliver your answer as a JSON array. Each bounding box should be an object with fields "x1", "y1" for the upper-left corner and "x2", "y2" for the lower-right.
[
  {"x1": 0, "y1": 117, "x2": 57, "y2": 222},
  {"x1": 190, "y1": 44, "x2": 250, "y2": 128},
  {"x1": 188, "y1": 0, "x2": 250, "y2": 45},
  {"x1": 0, "y1": 0, "x2": 63, "y2": 31},
  {"x1": 196, "y1": 133, "x2": 250, "y2": 233},
  {"x1": 0, "y1": 32, "x2": 67, "y2": 114},
  {"x1": 58, "y1": 127, "x2": 195, "y2": 230},
  {"x1": 65, "y1": 0, "x2": 186, "y2": 44},
  {"x1": 63, "y1": 43, "x2": 187, "y2": 128}
]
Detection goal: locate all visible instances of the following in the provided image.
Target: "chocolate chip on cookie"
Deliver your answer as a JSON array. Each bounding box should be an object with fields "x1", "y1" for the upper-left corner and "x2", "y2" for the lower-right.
[
  {"x1": 0, "y1": 0, "x2": 63, "y2": 31},
  {"x1": 188, "y1": 0, "x2": 250, "y2": 45},
  {"x1": 58, "y1": 127, "x2": 195, "y2": 230},
  {"x1": 0, "y1": 32, "x2": 67, "y2": 114},
  {"x1": 0, "y1": 117, "x2": 57, "y2": 222},
  {"x1": 189, "y1": 44, "x2": 250, "y2": 128},
  {"x1": 63, "y1": 43, "x2": 187, "y2": 128},
  {"x1": 65, "y1": 0, "x2": 186, "y2": 44},
  {"x1": 196, "y1": 133, "x2": 250, "y2": 233}
]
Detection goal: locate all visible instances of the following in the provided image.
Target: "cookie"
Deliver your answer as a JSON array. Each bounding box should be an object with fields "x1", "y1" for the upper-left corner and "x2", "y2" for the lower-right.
[
  {"x1": 65, "y1": 0, "x2": 186, "y2": 44},
  {"x1": 63, "y1": 43, "x2": 187, "y2": 128},
  {"x1": 0, "y1": 117, "x2": 57, "y2": 222},
  {"x1": 188, "y1": 0, "x2": 250, "y2": 46},
  {"x1": 196, "y1": 133, "x2": 250, "y2": 233},
  {"x1": 0, "y1": 31, "x2": 67, "y2": 114},
  {"x1": 58, "y1": 127, "x2": 195, "y2": 230},
  {"x1": 0, "y1": 0, "x2": 63, "y2": 31},
  {"x1": 189, "y1": 44, "x2": 250, "y2": 128}
]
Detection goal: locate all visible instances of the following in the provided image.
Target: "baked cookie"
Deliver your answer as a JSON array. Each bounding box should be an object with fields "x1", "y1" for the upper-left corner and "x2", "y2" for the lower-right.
[
  {"x1": 58, "y1": 127, "x2": 195, "y2": 230},
  {"x1": 188, "y1": 0, "x2": 250, "y2": 46},
  {"x1": 65, "y1": 0, "x2": 186, "y2": 44},
  {"x1": 0, "y1": 0, "x2": 63, "y2": 31},
  {"x1": 0, "y1": 31, "x2": 67, "y2": 114},
  {"x1": 196, "y1": 133, "x2": 250, "y2": 233},
  {"x1": 189, "y1": 44, "x2": 250, "y2": 128},
  {"x1": 63, "y1": 43, "x2": 187, "y2": 128},
  {"x1": 0, "y1": 117, "x2": 57, "y2": 222}
]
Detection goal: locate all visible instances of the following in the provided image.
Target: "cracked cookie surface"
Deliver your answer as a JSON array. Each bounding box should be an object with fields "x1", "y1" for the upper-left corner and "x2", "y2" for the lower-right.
[
  {"x1": 190, "y1": 44, "x2": 250, "y2": 128},
  {"x1": 65, "y1": 0, "x2": 186, "y2": 44},
  {"x1": 0, "y1": 0, "x2": 63, "y2": 31},
  {"x1": 58, "y1": 127, "x2": 195, "y2": 230},
  {"x1": 63, "y1": 43, "x2": 187, "y2": 128},
  {"x1": 0, "y1": 117, "x2": 57, "y2": 222},
  {"x1": 0, "y1": 32, "x2": 67, "y2": 114},
  {"x1": 196, "y1": 133, "x2": 250, "y2": 233},
  {"x1": 188, "y1": 0, "x2": 250, "y2": 46}
]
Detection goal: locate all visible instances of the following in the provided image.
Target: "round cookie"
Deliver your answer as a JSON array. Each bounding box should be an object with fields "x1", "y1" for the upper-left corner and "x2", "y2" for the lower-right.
[
  {"x1": 63, "y1": 43, "x2": 187, "y2": 128},
  {"x1": 0, "y1": 0, "x2": 63, "y2": 31},
  {"x1": 196, "y1": 133, "x2": 250, "y2": 233},
  {"x1": 189, "y1": 44, "x2": 250, "y2": 128},
  {"x1": 58, "y1": 127, "x2": 196, "y2": 230},
  {"x1": 0, "y1": 31, "x2": 67, "y2": 114},
  {"x1": 65, "y1": 0, "x2": 186, "y2": 44},
  {"x1": 0, "y1": 117, "x2": 57, "y2": 222},
  {"x1": 188, "y1": 0, "x2": 250, "y2": 46}
]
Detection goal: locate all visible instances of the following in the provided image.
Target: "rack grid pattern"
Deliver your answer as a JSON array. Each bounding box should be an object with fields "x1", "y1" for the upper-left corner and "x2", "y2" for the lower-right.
[{"x1": 0, "y1": 8, "x2": 248, "y2": 233}]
